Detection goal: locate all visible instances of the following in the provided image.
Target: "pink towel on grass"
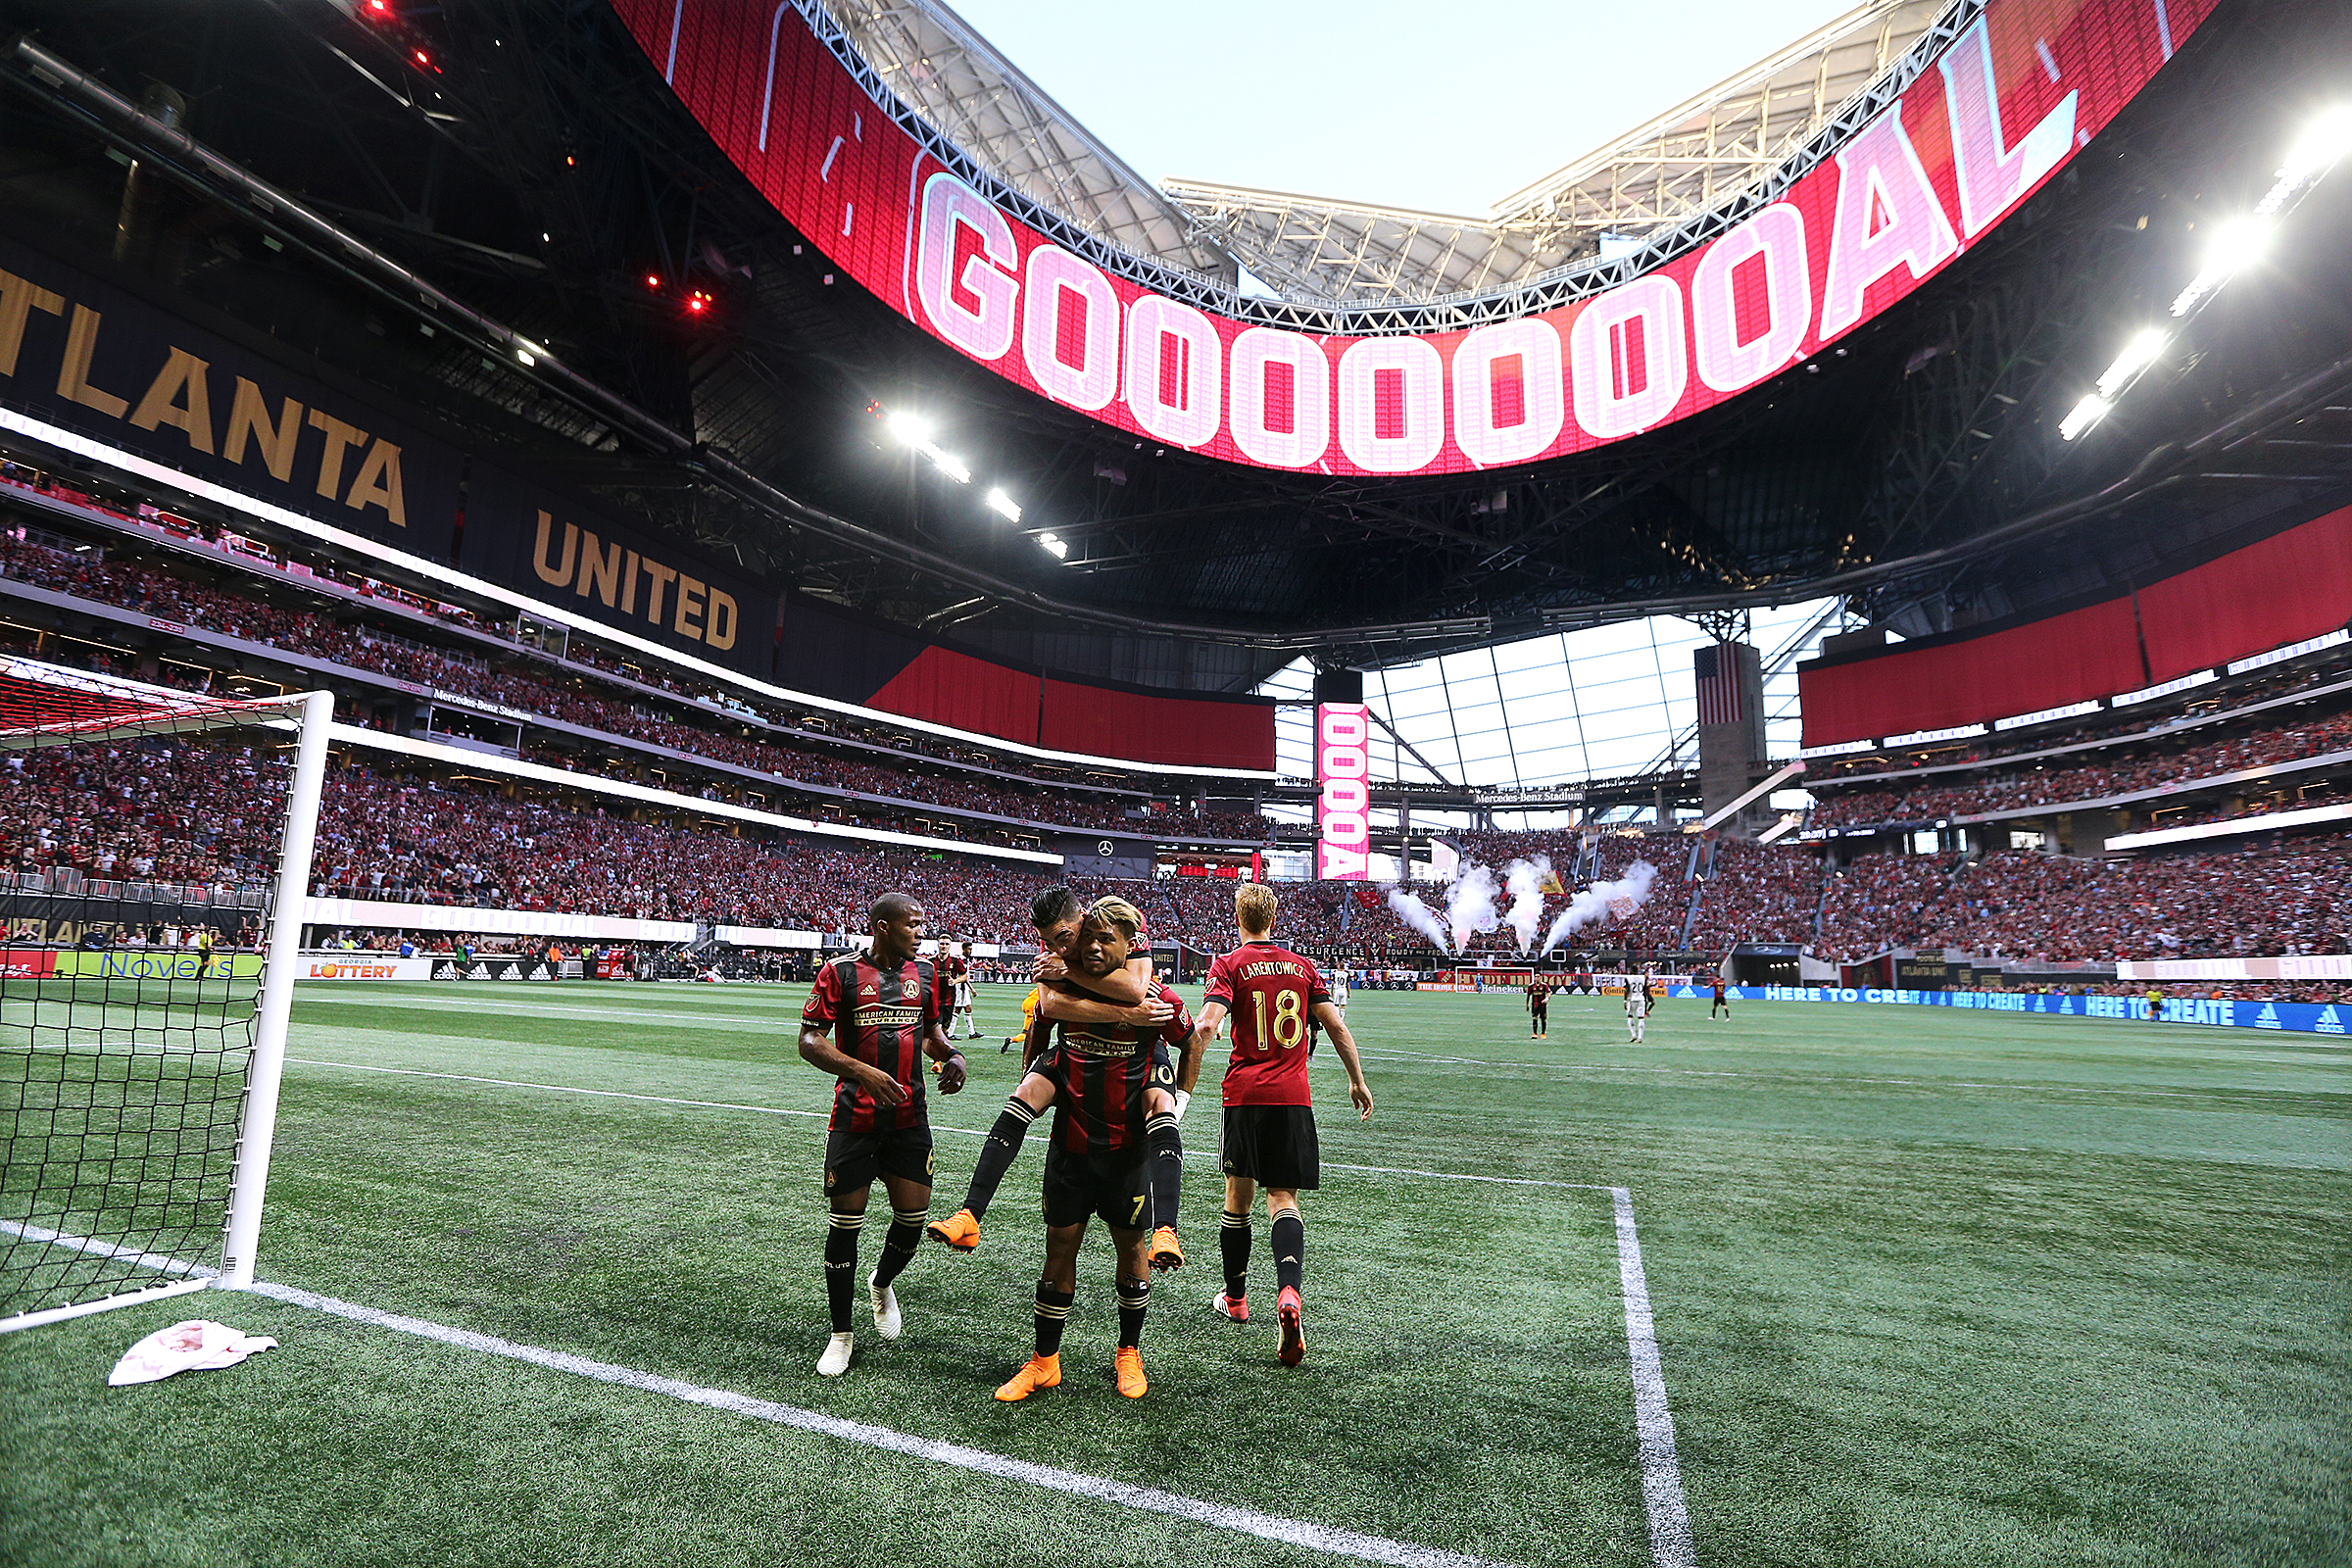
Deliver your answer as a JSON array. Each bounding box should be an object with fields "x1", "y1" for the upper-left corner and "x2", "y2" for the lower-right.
[{"x1": 109, "y1": 1319, "x2": 277, "y2": 1386}]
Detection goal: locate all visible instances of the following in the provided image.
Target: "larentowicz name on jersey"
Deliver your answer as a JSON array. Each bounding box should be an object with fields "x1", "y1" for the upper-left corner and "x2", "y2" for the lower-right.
[{"x1": 622, "y1": 0, "x2": 2214, "y2": 478}]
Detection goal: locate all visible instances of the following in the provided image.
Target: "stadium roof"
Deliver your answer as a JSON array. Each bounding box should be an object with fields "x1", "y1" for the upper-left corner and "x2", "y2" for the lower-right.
[
  {"x1": 1, "y1": 0, "x2": 2348, "y2": 703},
  {"x1": 1163, "y1": 0, "x2": 1950, "y2": 309}
]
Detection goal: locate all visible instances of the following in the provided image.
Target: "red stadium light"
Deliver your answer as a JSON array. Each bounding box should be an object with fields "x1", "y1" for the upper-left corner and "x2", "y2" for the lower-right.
[
  {"x1": 645, "y1": 273, "x2": 662, "y2": 289},
  {"x1": 366, "y1": 0, "x2": 391, "y2": 14}
]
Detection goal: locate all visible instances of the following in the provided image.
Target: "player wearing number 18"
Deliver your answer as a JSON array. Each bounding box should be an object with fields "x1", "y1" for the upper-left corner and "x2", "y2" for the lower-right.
[{"x1": 1182, "y1": 882, "x2": 1372, "y2": 1367}]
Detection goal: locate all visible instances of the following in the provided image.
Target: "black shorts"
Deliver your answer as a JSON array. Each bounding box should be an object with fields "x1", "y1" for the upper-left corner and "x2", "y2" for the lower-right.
[
  {"x1": 1219, "y1": 1103, "x2": 1320, "y2": 1191},
  {"x1": 1530, "y1": 1004, "x2": 1548, "y2": 1024},
  {"x1": 822, "y1": 1123, "x2": 935, "y2": 1197},
  {"x1": 1041, "y1": 1147, "x2": 1152, "y2": 1231}
]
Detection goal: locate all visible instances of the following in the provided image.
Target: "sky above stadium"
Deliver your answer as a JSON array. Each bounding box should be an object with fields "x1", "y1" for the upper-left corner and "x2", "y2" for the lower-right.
[{"x1": 950, "y1": 0, "x2": 1857, "y2": 216}]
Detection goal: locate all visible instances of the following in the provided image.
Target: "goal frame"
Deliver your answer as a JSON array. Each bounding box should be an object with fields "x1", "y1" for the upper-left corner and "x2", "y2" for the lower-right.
[{"x1": 0, "y1": 684, "x2": 333, "y2": 1332}]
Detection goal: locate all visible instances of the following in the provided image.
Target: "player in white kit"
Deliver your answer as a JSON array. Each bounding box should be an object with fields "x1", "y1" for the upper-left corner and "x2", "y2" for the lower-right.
[{"x1": 1625, "y1": 968, "x2": 1651, "y2": 1044}]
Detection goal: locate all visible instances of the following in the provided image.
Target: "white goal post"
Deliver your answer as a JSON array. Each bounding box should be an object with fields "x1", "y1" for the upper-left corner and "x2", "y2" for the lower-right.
[{"x1": 0, "y1": 670, "x2": 332, "y2": 1331}]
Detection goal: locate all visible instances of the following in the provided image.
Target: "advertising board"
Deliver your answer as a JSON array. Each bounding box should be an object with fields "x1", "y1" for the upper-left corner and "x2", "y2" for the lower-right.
[{"x1": 620, "y1": 0, "x2": 2213, "y2": 479}]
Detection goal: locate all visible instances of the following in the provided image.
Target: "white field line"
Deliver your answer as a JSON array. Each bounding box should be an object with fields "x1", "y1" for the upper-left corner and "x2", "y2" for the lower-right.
[
  {"x1": 6, "y1": 1072, "x2": 1698, "y2": 1566},
  {"x1": 1612, "y1": 1188, "x2": 1695, "y2": 1568},
  {"x1": 6, "y1": 1219, "x2": 1507, "y2": 1568},
  {"x1": 1335, "y1": 1048, "x2": 2303, "y2": 1101}
]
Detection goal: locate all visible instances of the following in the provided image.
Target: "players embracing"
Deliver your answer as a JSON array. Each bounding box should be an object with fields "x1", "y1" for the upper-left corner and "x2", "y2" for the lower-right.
[
  {"x1": 1183, "y1": 882, "x2": 1372, "y2": 1367},
  {"x1": 990, "y1": 896, "x2": 1199, "y2": 1401}
]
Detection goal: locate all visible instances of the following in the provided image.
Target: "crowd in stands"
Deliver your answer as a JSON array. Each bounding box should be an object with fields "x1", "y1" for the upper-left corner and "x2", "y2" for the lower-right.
[
  {"x1": 13, "y1": 720, "x2": 2352, "y2": 971},
  {"x1": 0, "y1": 534, "x2": 1273, "y2": 845},
  {"x1": 1805, "y1": 662, "x2": 2352, "y2": 782},
  {"x1": 1805, "y1": 708, "x2": 2352, "y2": 829}
]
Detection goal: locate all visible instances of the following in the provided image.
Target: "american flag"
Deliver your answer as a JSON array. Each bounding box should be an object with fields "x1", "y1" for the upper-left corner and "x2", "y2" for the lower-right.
[{"x1": 1693, "y1": 643, "x2": 1742, "y2": 726}]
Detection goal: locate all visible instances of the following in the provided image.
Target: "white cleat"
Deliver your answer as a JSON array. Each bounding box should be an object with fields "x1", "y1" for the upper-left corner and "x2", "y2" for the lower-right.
[
  {"x1": 868, "y1": 1274, "x2": 903, "y2": 1341},
  {"x1": 817, "y1": 1331, "x2": 855, "y2": 1376}
]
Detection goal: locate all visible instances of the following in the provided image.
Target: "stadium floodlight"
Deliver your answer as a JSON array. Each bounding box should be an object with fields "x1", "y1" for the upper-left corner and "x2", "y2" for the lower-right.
[
  {"x1": 2095, "y1": 328, "x2": 2170, "y2": 398},
  {"x1": 2058, "y1": 392, "x2": 2112, "y2": 441},
  {"x1": 985, "y1": 488, "x2": 1022, "y2": 522},
  {"x1": 2278, "y1": 105, "x2": 2352, "y2": 191},
  {"x1": 885, "y1": 411, "x2": 929, "y2": 446},
  {"x1": 2170, "y1": 216, "x2": 2272, "y2": 317},
  {"x1": 1037, "y1": 531, "x2": 1068, "y2": 560},
  {"x1": 931, "y1": 452, "x2": 971, "y2": 484}
]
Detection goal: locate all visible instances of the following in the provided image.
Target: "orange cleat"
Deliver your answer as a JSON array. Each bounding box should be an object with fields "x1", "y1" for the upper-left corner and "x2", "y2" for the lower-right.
[
  {"x1": 926, "y1": 1208, "x2": 981, "y2": 1250},
  {"x1": 1211, "y1": 1291, "x2": 1249, "y2": 1323},
  {"x1": 1276, "y1": 1286, "x2": 1305, "y2": 1366},
  {"x1": 1149, "y1": 1225, "x2": 1184, "y2": 1273},
  {"x1": 994, "y1": 1353, "x2": 1061, "y2": 1401},
  {"x1": 1113, "y1": 1346, "x2": 1148, "y2": 1398}
]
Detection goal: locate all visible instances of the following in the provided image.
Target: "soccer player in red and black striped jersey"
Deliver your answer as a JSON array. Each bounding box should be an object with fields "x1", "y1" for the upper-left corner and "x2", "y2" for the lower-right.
[
  {"x1": 798, "y1": 893, "x2": 965, "y2": 1377},
  {"x1": 1183, "y1": 882, "x2": 1372, "y2": 1367},
  {"x1": 995, "y1": 898, "x2": 1198, "y2": 1402},
  {"x1": 928, "y1": 887, "x2": 1183, "y2": 1262},
  {"x1": 1527, "y1": 976, "x2": 1552, "y2": 1039}
]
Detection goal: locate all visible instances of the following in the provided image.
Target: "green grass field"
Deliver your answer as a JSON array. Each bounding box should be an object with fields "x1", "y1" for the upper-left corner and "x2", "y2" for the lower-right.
[{"x1": 3, "y1": 980, "x2": 2346, "y2": 1567}]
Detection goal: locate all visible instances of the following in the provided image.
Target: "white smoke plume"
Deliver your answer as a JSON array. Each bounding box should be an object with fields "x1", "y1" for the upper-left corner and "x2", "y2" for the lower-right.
[
  {"x1": 1446, "y1": 863, "x2": 1501, "y2": 955},
  {"x1": 1502, "y1": 857, "x2": 1552, "y2": 954},
  {"x1": 1384, "y1": 885, "x2": 1451, "y2": 953},
  {"x1": 1540, "y1": 860, "x2": 1658, "y2": 955}
]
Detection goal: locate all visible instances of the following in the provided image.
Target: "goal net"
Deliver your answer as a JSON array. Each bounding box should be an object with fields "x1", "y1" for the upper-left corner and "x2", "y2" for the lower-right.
[{"x1": 0, "y1": 658, "x2": 331, "y2": 1332}]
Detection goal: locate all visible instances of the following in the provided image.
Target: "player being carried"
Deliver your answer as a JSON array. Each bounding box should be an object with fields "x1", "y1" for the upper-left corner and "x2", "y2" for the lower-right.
[
  {"x1": 992, "y1": 898, "x2": 1200, "y2": 1401},
  {"x1": 796, "y1": 893, "x2": 966, "y2": 1376},
  {"x1": 932, "y1": 887, "x2": 1194, "y2": 1272},
  {"x1": 1182, "y1": 883, "x2": 1372, "y2": 1367}
]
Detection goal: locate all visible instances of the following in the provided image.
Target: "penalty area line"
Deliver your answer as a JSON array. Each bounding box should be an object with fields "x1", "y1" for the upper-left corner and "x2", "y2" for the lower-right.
[
  {"x1": 229, "y1": 1277, "x2": 1517, "y2": 1568},
  {"x1": 274, "y1": 1061, "x2": 1693, "y2": 1565},
  {"x1": 3, "y1": 1210, "x2": 1510, "y2": 1568}
]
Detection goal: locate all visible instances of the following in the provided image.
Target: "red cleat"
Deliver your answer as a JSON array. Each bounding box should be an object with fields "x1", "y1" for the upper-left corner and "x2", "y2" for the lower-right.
[
  {"x1": 1276, "y1": 1286, "x2": 1304, "y2": 1366},
  {"x1": 1211, "y1": 1291, "x2": 1249, "y2": 1323}
]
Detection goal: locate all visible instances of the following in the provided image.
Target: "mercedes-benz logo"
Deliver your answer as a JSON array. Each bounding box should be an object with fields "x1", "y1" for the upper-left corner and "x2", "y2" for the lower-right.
[{"x1": 1097, "y1": 839, "x2": 1114, "y2": 857}]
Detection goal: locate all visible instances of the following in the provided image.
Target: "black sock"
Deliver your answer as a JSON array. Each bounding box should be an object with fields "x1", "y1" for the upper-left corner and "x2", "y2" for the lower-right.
[
  {"x1": 872, "y1": 1206, "x2": 925, "y2": 1289},
  {"x1": 1271, "y1": 1210, "x2": 1304, "y2": 1296},
  {"x1": 824, "y1": 1210, "x2": 863, "y2": 1333},
  {"x1": 1219, "y1": 1208, "x2": 1250, "y2": 1301},
  {"x1": 1146, "y1": 1111, "x2": 1182, "y2": 1231},
  {"x1": 1117, "y1": 1277, "x2": 1151, "y2": 1348},
  {"x1": 962, "y1": 1098, "x2": 1037, "y2": 1220},
  {"x1": 1034, "y1": 1281, "x2": 1074, "y2": 1357}
]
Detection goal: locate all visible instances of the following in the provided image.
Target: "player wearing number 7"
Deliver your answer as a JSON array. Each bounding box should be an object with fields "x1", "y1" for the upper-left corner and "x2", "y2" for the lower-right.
[
  {"x1": 1182, "y1": 882, "x2": 1372, "y2": 1367},
  {"x1": 993, "y1": 899, "x2": 1200, "y2": 1402}
]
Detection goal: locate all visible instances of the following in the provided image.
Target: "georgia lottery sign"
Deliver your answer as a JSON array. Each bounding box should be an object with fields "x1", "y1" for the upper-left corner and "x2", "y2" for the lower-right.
[
  {"x1": 1315, "y1": 703, "x2": 1372, "y2": 880},
  {"x1": 618, "y1": 0, "x2": 2212, "y2": 478}
]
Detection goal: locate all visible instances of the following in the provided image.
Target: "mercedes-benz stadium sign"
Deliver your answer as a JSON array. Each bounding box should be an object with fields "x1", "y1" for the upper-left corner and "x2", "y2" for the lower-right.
[{"x1": 617, "y1": 0, "x2": 2212, "y2": 478}]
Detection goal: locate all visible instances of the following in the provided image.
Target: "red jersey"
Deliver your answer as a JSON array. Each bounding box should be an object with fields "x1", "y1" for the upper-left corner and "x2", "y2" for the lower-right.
[
  {"x1": 1206, "y1": 941, "x2": 1331, "y2": 1107},
  {"x1": 1044, "y1": 981, "x2": 1192, "y2": 1155},
  {"x1": 802, "y1": 953, "x2": 938, "y2": 1133}
]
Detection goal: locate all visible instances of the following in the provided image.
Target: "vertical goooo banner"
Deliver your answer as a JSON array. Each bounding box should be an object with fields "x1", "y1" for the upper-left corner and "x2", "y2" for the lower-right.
[{"x1": 1315, "y1": 703, "x2": 1371, "y2": 879}]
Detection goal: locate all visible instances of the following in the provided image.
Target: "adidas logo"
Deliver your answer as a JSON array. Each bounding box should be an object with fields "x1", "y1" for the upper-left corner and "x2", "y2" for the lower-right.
[
  {"x1": 2254, "y1": 1003, "x2": 2281, "y2": 1029},
  {"x1": 2318, "y1": 1006, "x2": 2345, "y2": 1035}
]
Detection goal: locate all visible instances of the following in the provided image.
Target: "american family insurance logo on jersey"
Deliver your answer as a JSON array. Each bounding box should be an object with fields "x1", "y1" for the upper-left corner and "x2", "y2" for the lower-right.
[{"x1": 1316, "y1": 702, "x2": 1371, "y2": 880}]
